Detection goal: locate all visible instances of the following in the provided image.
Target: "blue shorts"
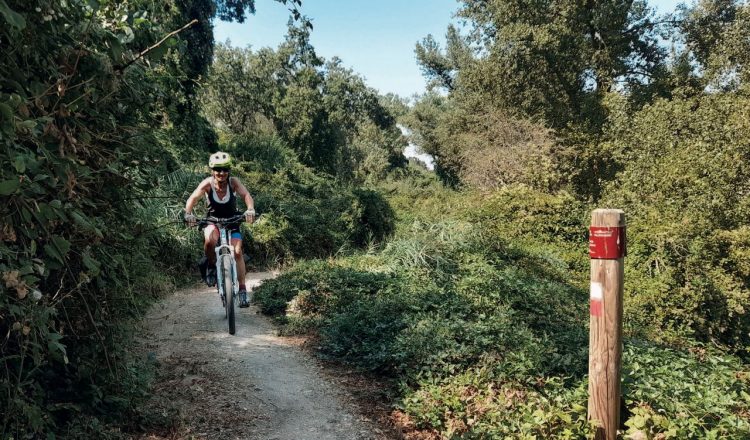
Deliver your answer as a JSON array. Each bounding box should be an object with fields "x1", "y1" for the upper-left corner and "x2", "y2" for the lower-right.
[{"x1": 205, "y1": 225, "x2": 243, "y2": 242}]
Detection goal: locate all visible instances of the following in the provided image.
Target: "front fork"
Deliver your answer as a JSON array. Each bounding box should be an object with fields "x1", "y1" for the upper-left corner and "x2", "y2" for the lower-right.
[{"x1": 215, "y1": 230, "x2": 239, "y2": 305}]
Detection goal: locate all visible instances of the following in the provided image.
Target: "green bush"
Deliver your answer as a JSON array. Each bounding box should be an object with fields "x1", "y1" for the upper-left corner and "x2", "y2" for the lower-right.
[
  {"x1": 348, "y1": 188, "x2": 395, "y2": 246},
  {"x1": 320, "y1": 284, "x2": 419, "y2": 371},
  {"x1": 602, "y1": 93, "x2": 750, "y2": 352},
  {"x1": 622, "y1": 341, "x2": 750, "y2": 438},
  {"x1": 214, "y1": 136, "x2": 397, "y2": 263},
  {"x1": 252, "y1": 174, "x2": 750, "y2": 438},
  {"x1": 0, "y1": 0, "x2": 213, "y2": 435},
  {"x1": 401, "y1": 371, "x2": 592, "y2": 439},
  {"x1": 225, "y1": 133, "x2": 298, "y2": 174}
]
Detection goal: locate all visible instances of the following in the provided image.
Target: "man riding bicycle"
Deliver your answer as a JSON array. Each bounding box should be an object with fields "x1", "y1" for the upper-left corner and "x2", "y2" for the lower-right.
[{"x1": 184, "y1": 152, "x2": 255, "y2": 308}]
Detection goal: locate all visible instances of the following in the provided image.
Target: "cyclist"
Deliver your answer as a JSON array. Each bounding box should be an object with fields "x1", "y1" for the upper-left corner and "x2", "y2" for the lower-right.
[{"x1": 184, "y1": 152, "x2": 255, "y2": 308}]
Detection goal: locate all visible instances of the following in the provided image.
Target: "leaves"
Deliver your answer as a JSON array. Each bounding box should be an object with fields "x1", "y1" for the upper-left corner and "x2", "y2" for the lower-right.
[
  {"x1": 47, "y1": 333, "x2": 68, "y2": 364},
  {"x1": 107, "y1": 34, "x2": 125, "y2": 63},
  {"x1": 0, "y1": 179, "x2": 19, "y2": 195},
  {"x1": 13, "y1": 156, "x2": 25, "y2": 173},
  {"x1": 146, "y1": 37, "x2": 171, "y2": 61},
  {"x1": 0, "y1": 0, "x2": 25, "y2": 30},
  {"x1": 0, "y1": 0, "x2": 212, "y2": 436},
  {"x1": 0, "y1": 102, "x2": 14, "y2": 134},
  {"x1": 2, "y1": 270, "x2": 28, "y2": 299},
  {"x1": 204, "y1": 40, "x2": 404, "y2": 178},
  {"x1": 82, "y1": 253, "x2": 101, "y2": 276}
]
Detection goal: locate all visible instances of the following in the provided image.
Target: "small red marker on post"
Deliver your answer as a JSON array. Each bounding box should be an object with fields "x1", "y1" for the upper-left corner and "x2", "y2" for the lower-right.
[{"x1": 588, "y1": 209, "x2": 626, "y2": 440}]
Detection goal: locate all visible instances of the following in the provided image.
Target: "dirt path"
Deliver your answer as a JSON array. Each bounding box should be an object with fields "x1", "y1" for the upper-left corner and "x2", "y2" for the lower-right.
[{"x1": 138, "y1": 272, "x2": 396, "y2": 440}]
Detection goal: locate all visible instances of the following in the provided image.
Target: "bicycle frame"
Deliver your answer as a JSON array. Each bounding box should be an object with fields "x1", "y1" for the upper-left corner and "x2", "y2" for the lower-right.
[
  {"x1": 195, "y1": 215, "x2": 245, "y2": 334},
  {"x1": 214, "y1": 225, "x2": 239, "y2": 304}
]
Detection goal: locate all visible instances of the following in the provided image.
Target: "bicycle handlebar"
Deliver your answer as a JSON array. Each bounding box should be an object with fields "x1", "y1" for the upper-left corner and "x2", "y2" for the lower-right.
[
  {"x1": 193, "y1": 214, "x2": 246, "y2": 228},
  {"x1": 196, "y1": 214, "x2": 246, "y2": 222},
  {"x1": 186, "y1": 214, "x2": 245, "y2": 229}
]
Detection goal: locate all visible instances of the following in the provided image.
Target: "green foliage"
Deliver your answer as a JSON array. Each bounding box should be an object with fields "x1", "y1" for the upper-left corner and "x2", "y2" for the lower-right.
[
  {"x1": 423, "y1": 0, "x2": 668, "y2": 130},
  {"x1": 253, "y1": 190, "x2": 591, "y2": 431},
  {"x1": 348, "y1": 188, "x2": 396, "y2": 246},
  {"x1": 200, "y1": 44, "x2": 279, "y2": 134},
  {"x1": 0, "y1": 0, "x2": 329, "y2": 433},
  {"x1": 415, "y1": 25, "x2": 473, "y2": 92},
  {"x1": 253, "y1": 178, "x2": 750, "y2": 437},
  {"x1": 0, "y1": 0, "x2": 252, "y2": 435},
  {"x1": 403, "y1": 92, "x2": 461, "y2": 186},
  {"x1": 253, "y1": 259, "x2": 399, "y2": 316},
  {"x1": 212, "y1": 134, "x2": 396, "y2": 265},
  {"x1": 246, "y1": 0, "x2": 750, "y2": 437},
  {"x1": 401, "y1": 372, "x2": 593, "y2": 439},
  {"x1": 162, "y1": 111, "x2": 219, "y2": 164},
  {"x1": 203, "y1": 34, "x2": 406, "y2": 180},
  {"x1": 404, "y1": 92, "x2": 562, "y2": 191},
  {"x1": 622, "y1": 341, "x2": 750, "y2": 438},
  {"x1": 5, "y1": 0, "x2": 747, "y2": 436},
  {"x1": 167, "y1": 0, "x2": 308, "y2": 101},
  {"x1": 405, "y1": 1, "x2": 750, "y2": 197},
  {"x1": 601, "y1": 93, "x2": 750, "y2": 351},
  {"x1": 223, "y1": 132, "x2": 298, "y2": 172},
  {"x1": 676, "y1": 0, "x2": 750, "y2": 92}
]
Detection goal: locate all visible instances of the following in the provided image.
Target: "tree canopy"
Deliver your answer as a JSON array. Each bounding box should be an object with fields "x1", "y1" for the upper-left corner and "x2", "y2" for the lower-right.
[{"x1": 202, "y1": 25, "x2": 406, "y2": 180}]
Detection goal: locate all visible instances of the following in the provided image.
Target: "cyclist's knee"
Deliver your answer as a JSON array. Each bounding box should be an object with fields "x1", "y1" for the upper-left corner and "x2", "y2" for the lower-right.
[
  {"x1": 203, "y1": 225, "x2": 219, "y2": 243},
  {"x1": 232, "y1": 245, "x2": 242, "y2": 258}
]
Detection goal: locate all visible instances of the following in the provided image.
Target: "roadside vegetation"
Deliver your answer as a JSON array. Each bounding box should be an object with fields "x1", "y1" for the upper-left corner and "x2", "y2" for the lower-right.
[
  {"x1": 256, "y1": 0, "x2": 750, "y2": 438},
  {"x1": 2, "y1": 0, "x2": 750, "y2": 438},
  {"x1": 256, "y1": 182, "x2": 750, "y2": 438}
]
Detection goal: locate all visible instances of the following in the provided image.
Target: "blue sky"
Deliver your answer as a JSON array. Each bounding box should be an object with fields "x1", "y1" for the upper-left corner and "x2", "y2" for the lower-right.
[{"x1": 214, "y1": 0, "x2": 686, "y2": 98}]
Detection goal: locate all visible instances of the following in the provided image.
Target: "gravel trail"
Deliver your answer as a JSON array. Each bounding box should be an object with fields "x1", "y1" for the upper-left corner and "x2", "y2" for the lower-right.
[{"x1": 139, "y1": 272, "x2": 395, "y2": 440}]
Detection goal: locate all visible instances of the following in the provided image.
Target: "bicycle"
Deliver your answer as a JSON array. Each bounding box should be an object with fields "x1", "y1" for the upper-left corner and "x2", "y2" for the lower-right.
[{"x1": 194, "y1": 214, "x2": 246, "y2": 335}]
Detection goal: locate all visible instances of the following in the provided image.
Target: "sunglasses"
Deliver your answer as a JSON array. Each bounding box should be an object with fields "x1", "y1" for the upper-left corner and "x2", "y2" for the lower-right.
[{"x1": 212, "y1": 167, "x2": 230, "y2": 173}]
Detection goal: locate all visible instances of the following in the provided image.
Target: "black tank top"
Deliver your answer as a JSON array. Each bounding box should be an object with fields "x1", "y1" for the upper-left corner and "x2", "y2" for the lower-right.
[{"x1": 206, "y1": 177, "x2": 237, "y2": 218}]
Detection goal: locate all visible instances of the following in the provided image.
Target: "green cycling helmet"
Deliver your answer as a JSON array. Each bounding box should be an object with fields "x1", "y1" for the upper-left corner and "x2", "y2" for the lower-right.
[{"x1": 208, "y1": 151, "x2": 232, "y2": 169}]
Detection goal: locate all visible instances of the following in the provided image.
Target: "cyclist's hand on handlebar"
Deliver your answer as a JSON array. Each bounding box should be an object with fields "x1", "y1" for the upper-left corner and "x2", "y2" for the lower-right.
[
  {"x1": 244, "y1": 209, "x2": 256, "y2": 224},
  {"x1": 184, "y1": 212, "x2": 197, "y2": 227}
]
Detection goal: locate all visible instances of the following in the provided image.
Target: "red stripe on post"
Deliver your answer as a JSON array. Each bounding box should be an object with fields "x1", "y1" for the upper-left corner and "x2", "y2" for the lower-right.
[
  {"x1": 589, "y1": 226, "x2": 626, "y2": 259},
  {"x1": 590, "y1": 299, "x2": 603, "y2": 317}
]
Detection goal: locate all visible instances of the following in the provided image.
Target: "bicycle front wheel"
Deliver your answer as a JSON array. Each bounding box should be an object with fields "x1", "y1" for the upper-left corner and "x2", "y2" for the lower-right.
[{"x1": 223, "y1": 257, "x2": 235, "y2": 335}]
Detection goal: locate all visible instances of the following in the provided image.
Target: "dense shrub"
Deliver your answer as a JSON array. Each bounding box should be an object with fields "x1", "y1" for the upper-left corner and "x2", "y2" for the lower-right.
[
  {"x1": 398, "y1": 340, "x2": 750, "y2": 439},
  {"x1": 0, "y1": 0, "x2": 235, "y2": 435},
  {"x1": 621, "y1": 341, "x2": 750, "y2": 438},
  {"x1": 602, "y1": 93, "x2": 750, "y2": 351},
  {"x1": 401, "y1": 371, "x2": 593, "y2": 439},
  {"x1": 204, "y1": 135, "x2": 397, "y2": 265},
  {"x1": 348, "y1": 188, "x2": 395, "y2": 246},
  {"x1": 253, "y1": 175, "x2": 750, "y2": 438},
  {"x1": 224, "y1": 133, "x2": 298, "y2": 173}
]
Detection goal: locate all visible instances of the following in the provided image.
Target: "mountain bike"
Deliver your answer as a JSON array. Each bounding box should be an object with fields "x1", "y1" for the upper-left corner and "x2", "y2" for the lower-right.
[{"x1": 195, "y1": 214, "x2": 246, "y2": 335}]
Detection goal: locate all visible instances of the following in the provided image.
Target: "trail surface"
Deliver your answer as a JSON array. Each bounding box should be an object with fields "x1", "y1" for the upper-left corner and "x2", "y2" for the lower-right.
[{"x1": 139, "y1": 272, "x2": 394, "y2": 440}]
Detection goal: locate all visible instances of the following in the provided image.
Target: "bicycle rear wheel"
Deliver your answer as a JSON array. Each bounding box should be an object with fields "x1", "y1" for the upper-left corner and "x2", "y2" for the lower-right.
[{"x1": 223, "y1": 257, "x2": 235, "y2": 335}]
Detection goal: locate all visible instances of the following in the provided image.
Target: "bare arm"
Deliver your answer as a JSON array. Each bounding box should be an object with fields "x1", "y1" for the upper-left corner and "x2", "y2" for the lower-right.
[
  {"x1": 232, "y1": 178, "x2": 255, "y2": 212},
  {"x1": 184, "y1": 177, "x2": 212, "y2": 214}
]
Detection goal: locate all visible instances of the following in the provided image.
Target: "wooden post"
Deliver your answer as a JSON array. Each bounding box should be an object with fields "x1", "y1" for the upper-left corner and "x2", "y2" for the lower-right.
[{"x1": 588, "y1": 209, "x2": 626, "y2": 440}]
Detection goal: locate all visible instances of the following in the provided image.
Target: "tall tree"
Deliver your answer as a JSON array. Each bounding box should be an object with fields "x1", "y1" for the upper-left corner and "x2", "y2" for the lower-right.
[
  {"x1": 676, "y1": 0, "x2": 750, "y2": 91},
  {"x1": 419, "y1": 0, "x2": 667, "y2": 130},
  {"x1": 203, "y1": 24, "x2": 405, "y2": 179},
  {"x1": 415, "y1": 25, "x2": 474, "y2": 92},
  {"x1": 409, "y1": 0, "x2": 673, "y2": 195}
]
